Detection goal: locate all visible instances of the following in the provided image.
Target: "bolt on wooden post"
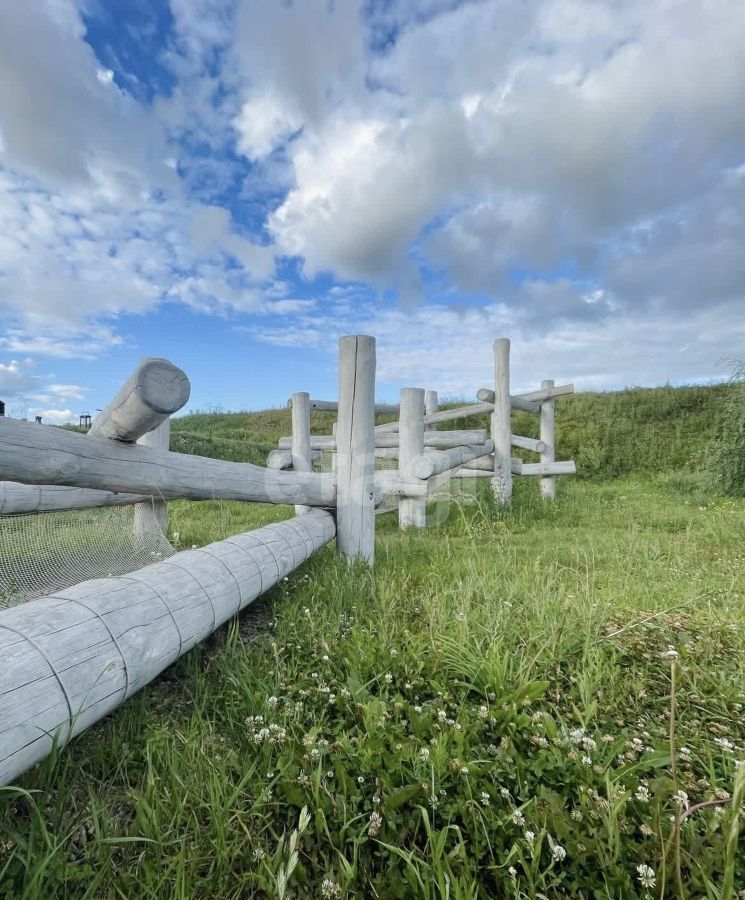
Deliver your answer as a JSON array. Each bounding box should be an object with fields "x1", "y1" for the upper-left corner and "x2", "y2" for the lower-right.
[
  {"x1": 491, "y1": 338, "x2": 513, "y2": 504},
  {"x1": 540, "y1": 379, "x2": 556, "y2": 500},
  {"x1": 291, "y1": 391, "x2": 312, "y2": 515},
  {"x1": 336, "y1": 335, "x2": 376, "y2": 565},
  {"x1": 399, "y1": 387, "x2": 426, "y2": 529}
]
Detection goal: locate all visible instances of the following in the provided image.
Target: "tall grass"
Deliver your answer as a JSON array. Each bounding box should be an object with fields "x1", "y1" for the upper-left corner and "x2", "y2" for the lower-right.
[{"x1": 700, "y1": 363, "x2": 745, "y2": 496}]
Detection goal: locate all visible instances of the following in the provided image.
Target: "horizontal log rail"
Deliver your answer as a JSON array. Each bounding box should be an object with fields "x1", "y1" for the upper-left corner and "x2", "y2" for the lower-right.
[
  {"x1": 477, "y1": 383, "x2": 574, "y2": 408},
  {"x1": 376, "y1": 401, "x2": 494, "y2": 433},
  {"x1": 277, "y1": 429, "x2": 488, "y2": 451},
  {"x1": 453, "y1": 460, "x2": 575, "y2": 477},
  {"x1": 0, "y1": 417, "x2": 336, "y2": 507},
  {"x1": 0, "y1": 509, "x2": 336, "y2": 786},
  {"x1": 411, "y1": 441, "x2": 495, "y2": 479},
  {"x1": 0, "y1": 482, "x2": 151, "y2": 516},
  {"x1": 287, "y1": 397, "x2": 399, "y2": 415}
]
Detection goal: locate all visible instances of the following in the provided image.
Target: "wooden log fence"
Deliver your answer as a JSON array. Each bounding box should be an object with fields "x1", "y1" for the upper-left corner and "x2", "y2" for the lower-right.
[{"x1": 0, "y1": 332, "x2": 577, "y2": 784}]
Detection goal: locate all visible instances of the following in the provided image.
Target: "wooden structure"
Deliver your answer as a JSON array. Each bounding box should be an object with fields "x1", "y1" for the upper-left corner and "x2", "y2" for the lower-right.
[{"x1": 0, "y1": 334, "x2": 576, "y2": 786}]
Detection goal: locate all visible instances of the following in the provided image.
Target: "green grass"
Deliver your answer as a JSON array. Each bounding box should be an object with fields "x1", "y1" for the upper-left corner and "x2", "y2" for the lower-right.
[{"x1": 2, "y1": 382, "x2": 745, "y2": 898}]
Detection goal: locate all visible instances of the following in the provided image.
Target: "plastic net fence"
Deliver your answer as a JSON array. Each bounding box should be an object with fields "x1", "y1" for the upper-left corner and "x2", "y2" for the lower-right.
[
  {"x1": 0, "y1": 505, "x2": 174, "y2": 608},
  {"x1": 313, "y1": 450, "x2": 402, "y2": 514}
]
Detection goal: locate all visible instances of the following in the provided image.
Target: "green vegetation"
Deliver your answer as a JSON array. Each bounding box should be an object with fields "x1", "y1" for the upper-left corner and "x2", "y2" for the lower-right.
[
  {"x1": 2, "y1": 382, "x2": 745, "y2": 898},
  {"x1": 701, "y1": 365, "x2": 745, "y2": 497}
]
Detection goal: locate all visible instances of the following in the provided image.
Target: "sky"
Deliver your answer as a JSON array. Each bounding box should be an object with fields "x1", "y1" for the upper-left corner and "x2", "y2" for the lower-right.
[{"x1": 0, "y1": 0, "x2": 743, "y2": 422}]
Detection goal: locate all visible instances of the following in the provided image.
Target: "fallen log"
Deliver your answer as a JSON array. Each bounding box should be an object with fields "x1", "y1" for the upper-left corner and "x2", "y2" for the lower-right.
[{"x1": 0, "y1": 509, "x2": 335, "y2": 786}]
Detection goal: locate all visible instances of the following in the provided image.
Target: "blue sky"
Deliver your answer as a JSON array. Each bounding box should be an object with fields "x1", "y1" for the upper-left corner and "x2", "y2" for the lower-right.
[{"x1": 0, "y1": 0, "x2": 743, "y2": 422}]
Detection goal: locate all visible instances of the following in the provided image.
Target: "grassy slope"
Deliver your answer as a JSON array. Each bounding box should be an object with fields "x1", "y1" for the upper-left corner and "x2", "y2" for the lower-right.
[{"x1": 2, "y1": 384, "x2": 745, "y2": 899}]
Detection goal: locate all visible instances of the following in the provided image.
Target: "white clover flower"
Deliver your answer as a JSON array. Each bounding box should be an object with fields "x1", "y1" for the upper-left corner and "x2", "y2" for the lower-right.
[
  {"x1": 508, "y1": 866, "x2": 517, "y2": 879},
  {"x1": 368, "y1": 811, "x2": 383, "y2": 836},
  {"x1": 664, "y1": 647, "x2": 679, "y2": 660},
  {"x1": 420, "y1": 747, "x2": 430, "y2": 762},
  {"x1": 478, "y1": 705, "x2": 489, "y2": 718},
  {"x1": 672, "y1": 789, "x2": 689, "y2": 809},
  {"x1": 524, "y1": 830, "x2": 535, "y2": 845},
  {"x1": 267, "y1": 696, "x2": 279, "y2": 708},
  {"x1": 389, "y1": 648, "x2": 398, "y2": 657},
  {"x1": 459, "y1": 766, "x2": 469, "y2": 777},
  {"x1": 480, "y1": 791, "x2": 490, "y2": 807},
  {"x1": 384, "y1": 674, "x2": 393, "y2": 684},
  {"x1": 357, "y1": 776, "x2": 364, "y2": 784},
  {"x1": 635, "y1": 783, "x2": 650, "y2": 803},
  {"x1": 582, "y1": 754, "x2": 592, "y2": 766},
  {"x1": 637, "y1": 864, "x2": 656, "y2": 889},
  {"x1": 512, "y1": 811, "x2": 525, "y2": 827},
  {"x1": 640, "y1": 823, "x2": 654, "y2": 837},
  {"x1": 321, "y1": 878, "x2": 342, "y2": 898},
  {"x1": 500, "y1": 787, "x2": 511, "y2": 799},
  {"x1": 551, "y1": 843, "x2": 567, "y2": 862},
  {"x1": 252, "y1": 846, "x2": 265, "y2": 860}
]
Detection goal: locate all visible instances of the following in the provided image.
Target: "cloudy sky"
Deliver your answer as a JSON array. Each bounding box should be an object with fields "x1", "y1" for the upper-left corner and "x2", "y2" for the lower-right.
[{"x1": 0, "y1": 0, "x2": 743, "y2": 421}]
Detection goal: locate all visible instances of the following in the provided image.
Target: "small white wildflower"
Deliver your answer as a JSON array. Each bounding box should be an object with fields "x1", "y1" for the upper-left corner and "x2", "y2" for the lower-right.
[
  {"x1": 672, "y1": 790, "x2": 689, "y2": 809},
  {"x1": 635, "y1": 783, "x2": 650, "y2": 803},
  {"x1": 508, "y1": 865, "x2": 517, "y2": 879},
  {"x1": 551, "y1": 842, "x2": 567, "y2": 862},
  {"x1": 478, "y1": 705, "x2": 489, "y2": 718},
  {"x1": 420, "y1": 747, "x2": 430, "y2": 762},
  {"x1": 459, "y1": 766, "x2": 469, "y2": 777},
  {"x1": 357, "y1": 776, "x2": 364, "y2": 784},
  {"x1": 640, "y1": 823, "x2": 654, "y2": 837},
  {"x1": 664, "y1": 647, "x2": 679, "y2": 661},
  {"x1": 267, "y1": 696, "x2": 279, "y2": 708},
  {"x1": 637, "y1": 863, "x2": 656, "y2": 889},
  {"x1": 524, "y1": 830, "x2": 535, "y2": 845},
  {"x1": 368, "y1": 811, "x2": 383, "y2": 836},
  {"x1": 500, "y1": 787, "x2": 511, "y2": 799},
  {"x1": 384, "y1": 674, "x2": 393, "y2": 684},
  {"x1": 512, "y1": 811, "x2": 525, "y2": 827},
  {"x1": 321, "y1": 878, "x2": 341, "y2": 899},
  {"x1": 480, "y1": 791, "x2": 490, "y2": 807},
  {"x1": 389, "y1": 648, "x2": 398, "y2": 657}
]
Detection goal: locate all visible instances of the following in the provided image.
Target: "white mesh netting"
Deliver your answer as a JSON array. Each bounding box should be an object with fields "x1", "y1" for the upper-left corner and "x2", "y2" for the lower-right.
[
  {"x1": 0, "y1": 505, "x2": 174, "y2": 608},
  {"x1": 314, "y1": 450, "x2": 401, "y2": 513}
]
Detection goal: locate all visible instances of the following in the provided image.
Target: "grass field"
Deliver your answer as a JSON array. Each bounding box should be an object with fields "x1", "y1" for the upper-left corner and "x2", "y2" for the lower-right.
[{"x1": 2, "y1": 384, "x2": 745, "y2": 898}]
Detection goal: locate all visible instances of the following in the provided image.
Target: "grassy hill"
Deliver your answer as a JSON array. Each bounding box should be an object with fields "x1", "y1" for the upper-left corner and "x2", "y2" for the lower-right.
[
  {"x1": 3, "y1": 381, "x2": 745, "y2": 898},
  {"x1": 171, "y1": 382, "x2": 733, "y2": 478}
]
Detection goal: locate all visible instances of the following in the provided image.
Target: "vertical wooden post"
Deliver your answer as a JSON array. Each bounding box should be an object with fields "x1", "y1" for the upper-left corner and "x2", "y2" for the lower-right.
[
  {"x1": 425, "y1": 390, "x2": 438, "y2": 428},
  {"x1": 540, "y1": 379, "x2": 556, "y2": 500},
  {"x1": 491, "y1": 338, "x2": 513, "y2": 504},
  {"x1": 291, "y1": 391, "x2": 312, "y2": 515},
  {"x1": 399, "y1": 388, "x2": 426, "y2": 529},
  {"x1": 133, "y1": 419, "x2": 169, "y2": 539},
  {"x1": 336, "y1": 335, "x2": 376, "y2": 565}
]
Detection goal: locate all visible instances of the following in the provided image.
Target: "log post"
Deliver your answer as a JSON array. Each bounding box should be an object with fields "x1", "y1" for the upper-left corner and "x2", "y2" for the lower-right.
[
  {"x1": 133, "y1": 418, "x2": 170, "y2": 539},
  {"x1": 399, "y1": 388, "x2": 426, "y2": 529},
  {"x1": 540, "y1": 379, "x2": 556, "y2": 500},
  {"x1": 491, "y1": 338, "x2": 513, "y2": 504},
  {"x1": 425, "y1": 390, "x2": 438, "y2": 430},
  {"x1": 291, "y1": 391, "x2": 312, "y2": 515},
  {"x1": 336, "y1": 335, "x2": 376, "y2": 564}
]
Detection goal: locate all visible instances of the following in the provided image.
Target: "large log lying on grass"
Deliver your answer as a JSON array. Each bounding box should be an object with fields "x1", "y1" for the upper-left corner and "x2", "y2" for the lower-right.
[
  {"x1": 0, "y1": 417, "x2": 336, "y2": 507},
  {"x1": 0, "y1": 509, "x2": 335, "y2": 786}
]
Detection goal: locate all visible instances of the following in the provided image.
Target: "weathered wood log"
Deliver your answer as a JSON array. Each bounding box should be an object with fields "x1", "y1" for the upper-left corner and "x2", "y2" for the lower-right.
[
  {"x1": 491, "y1": 338, "x2": 513, "y2": 504},
  {"x1": 511, "y1": 434, "x2": 547, "y2": 454},
  {"x1": 477, "y1": 388, "x2": 539, "y2": 414},
  {"x1": 133, "y1": 419, "x2": 169, "y2": 538},
  {"x1": 425, "y1": 390, "x2": 438, "y2": 431},
  {"x1": 518, "y1": 383, "x2": 574, "y2": 403},
  {"x1": 399, "y1": 388, "x2": 426, "y2": 528},
  {"x1": 376, "y1": 401, "x2": 494, "y2": 433},
  {"x1": 266, "y1": 449, "x2": 321, "y2": 470},
  {"x1": 540, "y1": 379, "x2": 556, "y2": 500},
  {"x1": 0, "y1": 482, "x2": 151, "y2": 515},
  {"x1": 0, "y1": 417, "x2": 336, "y2": 507},
  {"x1": 89, "y1": 358, "x2": 190, "y2": 442},
  {"x1": 336, "y1": 336, "x2": 376, "y2": 564},
  {"x1": 411, "y1": 441, "x2": 496, "y2": 479},
  {"x1": 278, "y1": 429, "x2": 487, "y2": 450},
  {"x1": 288, "y1": 398, "x2": 399, "y2": 414},
  {"x1": 0, "y1": 509, "x2": 335, "y2": 786},
  {"x1": 454, "y1": 453, "x2": 522, "y2": 473},
  {"x1": 374, "y1": 471, "x2": 428, "y2": 498},
  {"x1": 520, "y1": 461, "x2": 576, "y2": 476},
  {"x1": 291, "y1": 391, "x2": 312, "y2": 515}
]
